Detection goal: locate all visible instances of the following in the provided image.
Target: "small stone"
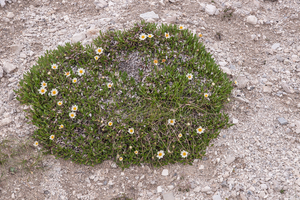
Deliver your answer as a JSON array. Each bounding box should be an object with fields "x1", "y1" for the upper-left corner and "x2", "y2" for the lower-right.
[
  {"x1": 157, "y1": 186, "x2": 163, "y2": 193},
  {"x1": 272, "y1": 43, "x2": 280, "y2": 50},
  {"x1": 212, "y1": 195, "x2": 222, "y2": 200},
  {"x1": 221, "y1": 180, "x2": 228, "y2": 187},
  {"x1": 193, "y1": 186, "x2": 201, "y2": 193},
  {"x1": 240, "y1": 193, "x2": 247, "y2": 200},
  {"x1": 20, "y1": 53, "x2": 27, "y2": 59},
  {"x1": 246, "y1": 15, "x2": 258, "y2": 25},
  {"x1": 202, "y1": 186, "x2": 211, "y2": 193},
  {"x1": 205, "y1": 4, "x2": 217, "y2": 15},
  {"x1": 72, "y1": 32, "x2": 86, "y2": 43},
  {"x1": 281, "y1": 82, "x2": 294, "y2": 93},
  {"x1": 0, "y1": 67, "x2": 3, "y2": 78},
  {"x1": 0, "y1": 118, "x2": 12, "y2": 127},
  {"x1": 199, "y1": 3, "x2": 206, "y2": 11},
  {"x1": 162, "y1": 192, "x2": 175, "y2": 200},
  {"x1": 232, "y1": 118, "x2": 238, "y2": 124},
  {"x1": 221, "y1": 67, "x2": 231, "y2": 75},
  {"x1": 260, "y1": 184, "x2": 268, "y2": 190},
  {"x1": 236, "y1": 76, "x2": 248, "y2": 88},
  {"x1": 162, "y1": 169, "x2": 169, "y2": 176},
  {"x1": 8, "y1": 91, "x2": 14, "y2": 101},
  {"x1": 86, "y1": 28, "x2": 100, "y2": 38},
  {"x1": 167, "y1": 185, "x2": 174, "y2": 190},
  {"x1": 263, "y1": 86, "x2": 272, "y2": 93},
  {"x1": 165, "y1": 16, "x2": 177, "y2": 24},
  {"x1": 0, "y1": 0, "x2": 5, "y2": 7},
  {"x1": 94, "y1": 0, "x2": 108, "y2": 9},
  {"x1": 296, "y1": 129, "x2": 300, "y2": 134},
  {"x1": 226, "y1": 156, "x2": 235, "y2": 164},
  {"x1": 2, "y1": 61, "x2": 17, "y2": 74},
  {"x1": 199, "y1": 165, "x2": 204, "y2": 170},
  {"x1": 259, "y1": 191, "x2": 266, "y2": 198},
  {"x1": 111, "y1": 162, "x2": 117, "y2": 168},
  {"x1": 140, "y1": 11, "x2": 159, "y2": 20},
  {"x1": 10, "y1": 44, "x2": 23, "y2": 55},
  {"x1": 7, "y1": 12, "x2": 15, "y2": 19},
  {"x1": 276, "y1": 55, "x2": 284, "y2": 62},
  {"x1": 278, "y1": 117, "x2": 288, "y2": 125}
]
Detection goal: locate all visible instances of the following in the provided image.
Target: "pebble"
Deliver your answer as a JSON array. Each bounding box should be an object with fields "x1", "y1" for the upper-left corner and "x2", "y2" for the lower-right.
[
  {"x1": 226, "y1": 156, "x2": 235, "y2": 164},
  {"x1": 10, "y1": 44, "x2": 24, "y2": 55},
  {"x1": 278, "y1": 117, "x2": 288, "y2": 125},
  {"x1": 8, "y1": 91, "x2": 14, "y2": 101},
  {"x1": 86, "y1": 28, "x2": 100, "y2": 38},
  {"x1": 271, "y1": 43, "x2": 281, "y2": 50},
  {"x1": 281, "y1": 82, "x2": 293, "y2": 93},
  {"x1": 7, "y1": 12, "x2": 15, "y2": 19},
  {"x1": 162, "y1": 192, "x2": 175, "y2": 200},
  {"x1": 140, "y1": 11, "x2": 159, "y2": 20},
  {"x1": 0, "y1": 67, "x2": 3, "y2": 78},
  {"x1": 236, "y1": 76, "x2": 248, "y2": 88},
  {"x1": 232, "y1": 118, "x2": 238, "y2": 124},
  {"x1": 212, "y1": 195, "x2": 222, "y2": 200},
  {"x1": 94, "y1": 0, "x2": 108, "y2": 9},
  {"x1": 260, "y1": 184, "x2": 268, "y2": 190},
  {"x1": 193, "y1": 186, "x2": 201, "y2": 193},
  {"x1": 276, "y1": 55, "x2": 284, "y2": 62},
  {"x1": 0, "y1": 0, "x2": 5, "y2": 7},
  {"x1": 72, "y1": 32, "x2": 86, "y2": 43},
  {"x1": 165, "y1": 16, "x2": 177, "y2": 24},
  {"x1": 263, "y1": 86, "x2": 272, "y2": 93},
  {"x1": 157, "y1": 186, "x2": 163, "y2": 193},
  {"x1": 221, "y1": 67, "x2": 231, "y2": 75},
  {"x1": 240, "y1": 193, "x2": 247, "y2": 200},
  {"x1": 246, "y1": 15, "x2": 258, "y2": 25},
  {"x1": 0, "y1": 118, "x2": 12, "y2": 127},
  {"x1": 202, "y1": 186, "x2": 211, "y2": 193},
  {"x1": 2, "y1": 60, "x2": 17, "y2": 74},
  {"x1": 162, "y1": 169, "x2": 169, "y2": 176},
  {"x1": 199, "y1": 165, "x2": 204, "y2": 170},
  {"x1": 205, "y1": 4, "x2": 217, "y2": 16}
]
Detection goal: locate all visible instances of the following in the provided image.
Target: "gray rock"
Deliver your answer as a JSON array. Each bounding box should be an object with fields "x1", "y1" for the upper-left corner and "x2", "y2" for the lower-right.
[
  {"x1": 212, "y1": 195, "x2": 222, "y2": 200},
  {"x1": 240, "y1": 193, "x2": 247, "y2": 200},
  {"x1": 221, "y1": 67, "x2": 231, "y2": 75},
  {"x1": 0, "y1": 66, "x2": 3, "y2": 78},
  {"x1": 0, "y1": 118, "x2": 12, "y2": 127},
  {"x1": 205, "y1": 4, "x2": 217, "y2": 15},
  {"x1": 281, "y1": 82, "x2": 294, "y2": 93},
  {"x1": 140, "y1": 11, "x2": 159, "y2": 20},
  {"x1": 111, "y1": 162, "x2": 117, "y2": 168},
  {"x1": 272, "y1": 43, "x2": 280, "y2": 50},
  {"x1": 0, "y1": 0, "x2": 5, "y2": 7},
  {"x1": 8, "y1": 91, "x2": 14, "y2": 101},
  {"x1": 221, "y1": 180, "x2": 228, "y2": 187},
  {"x1": 10, "y1": 44, "x2": 23, "y2": 55},
  {"x1": 157, "y1": 186, "x2": 163, "y2": 193},
  {"x1": 232, "y1": 118, "x2": 238, "y2": 124},
  {"x1": 162, "y1": 192, "x2": 175, "y2": 200},
  {"x1": 94, "y1": 0, "x2": 108, "y2": 9},
  {"x1": 226, "y1": 156, "x2": 235, "y2": 164},
  {"x1": 199, "y1": 3, "x2": 206, "y2": 11},
  {"x1": 7, "y1": 12, "x2": 15, "y2": 19},
  {"x1": 193, "y1": 186, "x2": 201, "y2": 193},
  {"x1": 0, "y1": 108, "x2": 4, "y2": 116},
  {"x1": 162, "y1": 169, "x2": 168, "y2": 176},
  {"x1": 202, "y1": 186, "x2": 211, "y2": 193},
  {"x1": 233, "y1": 2, "x2": 242, "y2": 8},
  {"x1": 260, "y1": 184, "x2": 268, "y2": 190},
  {"x1": 86, "y1": 28, "x2": 100, "y2": 38},
  {"x1": 165, "y1": 16, "x2": 177, "y2": 24},
  {"x1": 278, "y1": 117, "x2": 288, "y2": 125},
  {"x1": 276, "y1": 55, "x2": 284, "y2": 62},
  {"x1": 263, "y1": 86, "x2": 272, "y2": 93},
  {"x1": 2, "y1": 61, "x2": 17, "y2": 74},
  {"x1": 246, "y1": 15, "x2": 258, "y2": 25},
  {"x1": 72, "y1": 32, "x2": 86, "y2": 43},
  {"x1": 236, "y1": 76, "x2": 248, "y2": 88}
]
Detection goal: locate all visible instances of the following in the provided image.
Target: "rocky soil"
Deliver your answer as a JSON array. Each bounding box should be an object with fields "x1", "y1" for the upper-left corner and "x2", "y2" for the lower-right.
[{"x1": 0, "y1": 0, "x2": 300, "y2": 199}]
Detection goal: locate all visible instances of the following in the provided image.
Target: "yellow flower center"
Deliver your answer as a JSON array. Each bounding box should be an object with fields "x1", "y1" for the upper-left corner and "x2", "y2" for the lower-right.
[
  {"x1": 130, "y1": 129, "x2": 133, "y2": 133},
  {"x1": 43, "y1": 83, "x2": 46, "y2": 86},
  {"x1": 35, "y1": 142, "x2": 38, "y2": 145},
  {"x1": 199, "y1": 34, "x2": 202, "y2": 37},
  {"x1": 183, "y1": 152, "x2": 186, "y2": 156},
  {"x1": 80, "y1": 70, "x2": 83, "y2": 73},
  {"x1": 41, "y1": 89, "x2": 45, "y2": 92},
  {"x1": 71, "y1": 114, "x2": 74, "y2": 117},
  {"x1": 162, "y1": 59, "x2": 166, "y2": 62},
  {"x1": 149, "y1": 35, "x2": 152, "y2": 38},
  {"x1": 52, "y1": 91, "x2": 56, "y2": 94},
  {"x1": 142, "y1": 35, "x2": 145, "y2": 38},
  {"x1": 158, "y1": 153, "x2": 162, "y2": 156},
  {"x1": 198, "y1": 128, "x2": 202, "y2": 132},
  {"x1": 170, "y1": 120, "x2": 173, "y2": 123},
  {"x1": 73, "y1": 80, "x2": 77, "y2": 83},
  {"x1": 188, "y1": 76, "x2": 191, "y2": 78},
  {"x1": 98, "y1": 49, "x2": 102, "y2": 53},
  {"x1": 180, "y1": 26, "x2": 183, "y2": 29},
  {"x1": 154, "y1": 60, "x2": 158, "y2": 63},
  {"x1": 109, "y1": 123, "x2": 112, "y2": 126}
]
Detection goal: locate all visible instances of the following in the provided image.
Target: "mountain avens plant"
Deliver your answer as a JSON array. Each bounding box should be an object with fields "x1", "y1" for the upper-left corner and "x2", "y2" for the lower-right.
[{"x1": 15, "y1": 21, "x2": 234, "y2": 169}]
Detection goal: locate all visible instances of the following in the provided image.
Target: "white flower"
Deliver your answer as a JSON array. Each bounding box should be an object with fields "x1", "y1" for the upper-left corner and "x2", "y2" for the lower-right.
[
  {"x1": 107, "y1": 83, "x2": 113, "y2": 88},
  {"x1": 71, "y1": 105, "x2": 78, "y2": 112},
  {"x1": 196, "y1": 126, "x2": 205, "y2": 134},
  {"x1": 33, "y1": 141, "x2": 39, "y2": 147},
  {"x1": 72, "y1": 78, "x2": 77, "y2": 83},
  {"x1": 51, "y1": 88, "x2": 58, "y2": 96},
  {"x1": 77, "y1": 68, "x2": 85, "y2": 76},
  {"x1": 94, "y1": 56, "x2": 99, "y2": 61},
  {"x1": 227, "y1": 98, "x2": 230, "y2": 102},
  {"x1": 157, "y1": 150, "x2": 165, "y2": 159},
  {"x1": 39, "y1": 87, "x2": 47, "y2": 95},
  {"x1": 51, "y1": 64, "x2": 58, "y2": 69},
  {"x1": 50, "y1": 135, "x2": 55, "y2": 140},
  {"x1": 119, "y1": 157, "x2": 123, "y2": 161},
  {"x1": 57, "y1": 101, "x2": 63, "y2": 106},
  {"x1": 179, "y1": 25, "x2": 185, "y2": 30},
  {"x1": 148, "y1": 34, "x2": 154, "y2": 38},
  {"x1": 139, "y1": 33, "x2": 147, "y2": 40},
  {"x1": 69, "y1": 112, "x2": 76, "y2": 118},
  {"x1": 59, "y1": 124, "x2": 64, "y2": 129},
  {"x1": 181, "y1": 150, "x2": 188, "y2": 158},
  {"x1": 65, "y1": 71, "x2": 71, "y2": 77},
  {"x1": 41, "y1": 81, "x2": 47, "y2": 87},
  {"x1": 178, "y1": 133, "x2": 182, "y2": 138},
  {"x1": 128, "y1": 128, "x2": 134, "y2": 134},
  {"x1": 96, "y1": 47, "x2": 103, "y2": 54},
  {"x1": 234, "y1": 80, "x2": 238, "y2": 85},
  {"x1": 204, "y1": 93, "x2": 209, "y2": 98},
  {"x1": 165, "y1": 32, "x2": 170, "y2": 39},
  {"x1": 134, "y1": 150, "x2": 138, "y2": 155},
  {"x1": 186, "y1": 73, "x2": 193, "y2": 80},
  {"x1": 212, "y1": 82, "x2": 215, "y2": 86},
  {"x1": 108, "y1": 121, "x2": 113, "y2": 126},
  {"x1": 168, "y1": 119, "x2": 175, "y2": 125}
]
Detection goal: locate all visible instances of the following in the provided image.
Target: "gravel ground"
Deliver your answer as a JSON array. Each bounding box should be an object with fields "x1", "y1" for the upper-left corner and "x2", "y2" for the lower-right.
[{"x1": 0, "y1": 0, "x2": 300, "y2": 199}]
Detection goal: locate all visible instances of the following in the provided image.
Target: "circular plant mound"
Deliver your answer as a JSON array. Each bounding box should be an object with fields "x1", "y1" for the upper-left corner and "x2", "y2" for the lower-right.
[{"x1": 15, "y1": 21, "x2": 233, "y2": 169}]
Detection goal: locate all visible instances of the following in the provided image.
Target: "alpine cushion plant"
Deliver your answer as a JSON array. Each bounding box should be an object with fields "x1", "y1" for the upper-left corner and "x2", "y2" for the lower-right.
[{"x1": 15, "y1": 21, "x2": 234, "y2": 169}]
